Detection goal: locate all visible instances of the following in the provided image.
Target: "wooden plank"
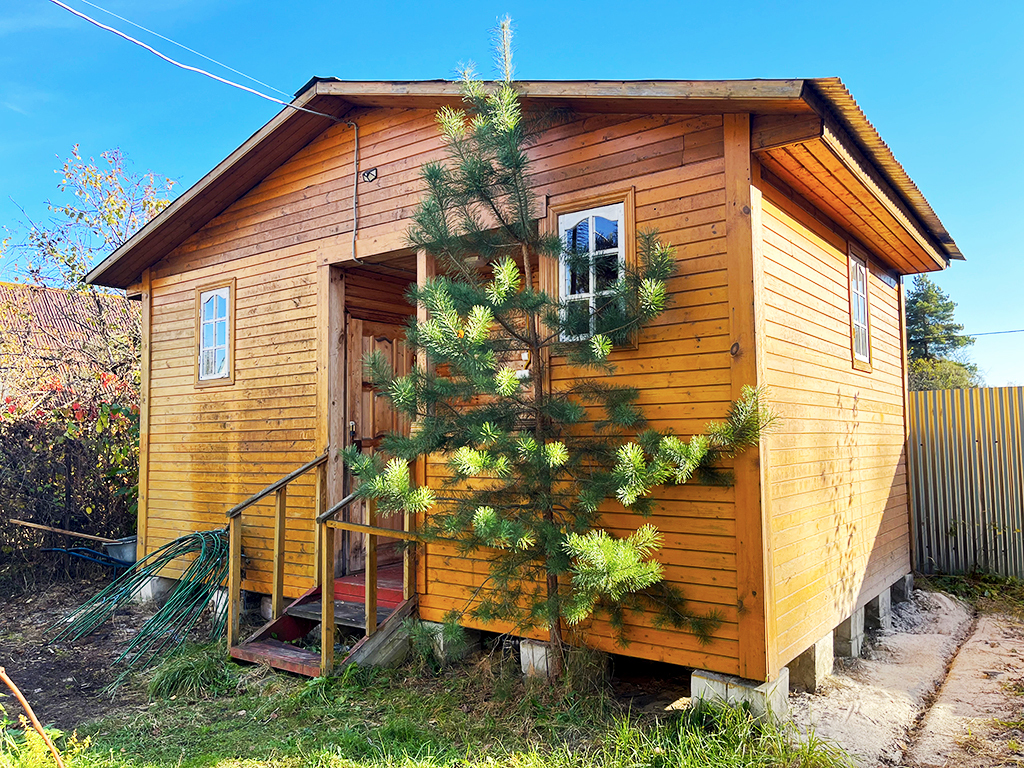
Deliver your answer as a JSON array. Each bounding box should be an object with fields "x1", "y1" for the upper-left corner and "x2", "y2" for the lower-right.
[
  {"x1": 138, "y1": 268, "x2": 152, "y2": 557},
  {"x1": 341, "y1": 598, "x2": 417, "y2": 669},
  {"x1": 227, "y1": 515, "x2": 242, "y2": 648},
  {"x1": 272, "y1": 486, "x2": 287, "y2": 618},
  {"x1": 320, "y1": 523, "x2": 335, "y2": 675},
  {"x1": 724, "y1": 114, "x2": 771, "y2": 682},
  {"x1": 365, "y1": 501, "x2": 378, "y2": 636},
  {"x1": 751, "y1": 113, "x2": 823, "y2": 152}
]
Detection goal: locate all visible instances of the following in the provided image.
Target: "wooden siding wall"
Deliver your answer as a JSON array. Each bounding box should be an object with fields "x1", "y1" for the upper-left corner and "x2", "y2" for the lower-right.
[
  {"x1": 759, "y1": 179, "x2": 910, "y2": 668},
  {"x1": 144, "y1": 105, "x2": 749, "y2": 673},
  {"x1": 400, "y1": 111, "x2": 744, "y2": 674},
  {"x1": 147, "y1": 246, "x2": 322, "y2": 595}
]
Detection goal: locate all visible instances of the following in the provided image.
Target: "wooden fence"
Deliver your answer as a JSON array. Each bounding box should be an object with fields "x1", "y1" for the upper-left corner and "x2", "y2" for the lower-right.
[{"x1": 909, "y1": 386, "x2": 1024, "y2": 577}]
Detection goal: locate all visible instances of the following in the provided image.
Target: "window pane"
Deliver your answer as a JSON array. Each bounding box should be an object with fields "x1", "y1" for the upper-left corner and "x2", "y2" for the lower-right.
[
  {"x1": 594, "y1": 297, "x2": 623, "y2": 337},
  {"x1": 567, "y1": 253, "x2": 589, "y2": 295},
  {"x1": 202, "y1": 322, "x2": 214, "y2": 350},
  {"x1": 564, "y1": 220, "x2": 590, "y2": 255},
  {"x1": 216, "y1": 295, "x2": 227, "y2": 319},
  {"x1": 215, "y1": 348, "x2": 227, "y2": 375},
  {"x1": 203, "y1": 295, "x2": 215, "y2": 321},
  {"x1": 854, "y1": 326, "x2": 868, "y2": 359},
  {"x1": 565, "y1": 300, "x2": 590, "y2": 337},
  {"x1": 215, "y1": 320, "x2": 227, "y2": 347},
  {"x1": 594, "y1": 216, "x2": 618, "y2": 251},
  {"x1": 594, "y1": 254, "x2": 619, "y2": 292},
  {"x1": 201, "y1": 349, "x2": 214, "y2": 377}
]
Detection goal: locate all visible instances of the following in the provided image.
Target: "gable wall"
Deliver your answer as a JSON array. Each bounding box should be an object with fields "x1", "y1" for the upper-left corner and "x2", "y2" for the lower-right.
[{"x1": 758, "y1": 175, "x2": 911, "y2": 668}]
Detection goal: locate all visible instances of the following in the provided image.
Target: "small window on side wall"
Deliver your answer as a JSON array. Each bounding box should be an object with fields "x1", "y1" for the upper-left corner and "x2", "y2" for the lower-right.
[
  {"x1": 195, "y1": 280, "x2": 234, "y2": 386},
  {"x1": 558, "y1": 202, "x2": 626, "y2": 342},
  {"x1": 849, "y1": 249, "x2": 871, "y2": 368}
]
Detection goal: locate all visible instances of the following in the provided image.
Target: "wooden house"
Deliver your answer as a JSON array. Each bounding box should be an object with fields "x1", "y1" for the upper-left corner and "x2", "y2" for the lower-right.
[{"x1": 86, "y1": 78, "x2": 961, "y2": 688}]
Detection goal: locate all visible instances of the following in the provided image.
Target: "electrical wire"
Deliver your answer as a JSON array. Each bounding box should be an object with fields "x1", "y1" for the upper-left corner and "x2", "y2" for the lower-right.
[
  {"x1": 47, "y1": 0, "x2": 343, "y2": 123},
  {"x1": 968, "y1": 329, "x2": 1024, "y2": 338},
  {"x1": 75, "y1": 0, "x2": 293, "y2": 100}
]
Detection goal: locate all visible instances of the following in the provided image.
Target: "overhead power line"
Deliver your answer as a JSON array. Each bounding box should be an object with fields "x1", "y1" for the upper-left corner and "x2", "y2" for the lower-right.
[
  {"x1": 75, "y1": 0, "x2": 293, "y2": 100},
  {"x1": 48, "y1": 0, "x2": 342, "y2": 123},
  {"x1": 967, "y1": 329, "x2": 1024, "y2": 338}
]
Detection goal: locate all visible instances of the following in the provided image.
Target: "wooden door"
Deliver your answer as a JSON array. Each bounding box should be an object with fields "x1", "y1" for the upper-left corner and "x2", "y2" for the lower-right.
[{"x1": 344, "y1": 316, "x2": 413, "y2": 572}]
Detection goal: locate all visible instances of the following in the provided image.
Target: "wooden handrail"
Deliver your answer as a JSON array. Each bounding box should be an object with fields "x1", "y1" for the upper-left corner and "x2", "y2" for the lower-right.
[
  {"x1": 316, "y1": 490, "x2": 359, "y2": 524},
  {"x1": 226, "y1": 452, "x2": 330, "y2": 647},
  {"x1": 325, "y1": 518, "x2": 423, "y2": 542},
  {"x1": 224, "y1": 452, "x2": 329, "y2": 519}
]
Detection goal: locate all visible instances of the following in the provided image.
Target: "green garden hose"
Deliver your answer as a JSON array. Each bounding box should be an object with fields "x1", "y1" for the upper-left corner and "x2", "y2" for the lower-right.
[{"x1": 50, "y1": 528, "x2": 230, "y2": 673}]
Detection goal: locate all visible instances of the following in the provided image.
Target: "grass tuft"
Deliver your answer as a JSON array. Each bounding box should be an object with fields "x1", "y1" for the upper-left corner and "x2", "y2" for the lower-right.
[{"x1": 146, "y1": 643, "x2": 234, "y2": 700}]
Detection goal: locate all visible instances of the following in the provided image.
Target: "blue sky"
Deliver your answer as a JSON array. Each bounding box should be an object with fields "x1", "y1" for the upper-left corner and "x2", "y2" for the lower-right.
[{"x1": 2, "y1": 0, "x2": 1021, "y2": 383}]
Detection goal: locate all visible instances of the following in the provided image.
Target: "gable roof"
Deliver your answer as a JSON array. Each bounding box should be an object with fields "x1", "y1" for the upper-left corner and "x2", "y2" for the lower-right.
[{"x1": 86, "y1": 78, "x2": 962, "y2": 289}]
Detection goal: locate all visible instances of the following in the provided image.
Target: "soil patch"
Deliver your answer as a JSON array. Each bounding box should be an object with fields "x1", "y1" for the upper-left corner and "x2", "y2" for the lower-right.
[
  {"x1": 907, "y1": 614, "x2": 1024, "y2": 767},
  {"x1": 0, "y1": 579, "x2": 152, "y2": 729}
]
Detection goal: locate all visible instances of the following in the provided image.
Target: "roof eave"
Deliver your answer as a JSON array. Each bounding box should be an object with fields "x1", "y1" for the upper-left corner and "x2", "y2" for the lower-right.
[{"x1": 86, "y1": 77, "x2": 962, "y2": 289}]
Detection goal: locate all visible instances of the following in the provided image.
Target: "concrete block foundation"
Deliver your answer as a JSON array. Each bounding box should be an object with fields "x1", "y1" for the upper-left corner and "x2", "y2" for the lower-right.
[
  {"x1": 866, "y1": 588, "x2": 892, "y2": 632},
  {"x1": 520, "y1": 639, "x2": 551, "y2": 678},
  {"x1": 788, "y1": 631, "x2": 834, "y2": 692},
  {"x1": 420, "y1": 621, "x2": 481, "y2": 663},
  {"x1": 690, "y1": 667, "x2": 789, "y2": 720},
  {"x1": 259, "y1": 595, "x2": 274, "y2": 621},
  {"x1": 132, "y1": 575, "x2": 175, "y2": 605},
  {"x1": 835, "y1": 607, "x2": 865, "y2": 658},
  {"x1": 892, "y1": 573, "x2": 914, "y2": 603}
]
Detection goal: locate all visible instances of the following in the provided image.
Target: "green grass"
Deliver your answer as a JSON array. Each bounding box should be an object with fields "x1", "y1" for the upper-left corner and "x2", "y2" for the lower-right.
[
  {"x1": 146, "y1": 644, "x2": 235, "y2": 700},
  {"x1": 4, "y1": 648, "x2": 852, "y2": 768},
  {"x1": 918, "y1": 571, "x2": 1024, "y2": 618}
]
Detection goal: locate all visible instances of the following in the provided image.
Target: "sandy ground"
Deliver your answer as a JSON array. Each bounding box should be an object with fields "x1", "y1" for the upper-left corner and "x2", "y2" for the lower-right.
[
  {"x1": 907, "y1": 614, "x2": 1024, "y2": 767},
  {"x1": 791, "y1": 591, "x2": 1024, "y2": 767}
]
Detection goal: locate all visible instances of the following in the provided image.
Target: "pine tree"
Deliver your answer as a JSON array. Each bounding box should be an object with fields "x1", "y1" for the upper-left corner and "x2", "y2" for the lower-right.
[
  {"x1": 906, "y1": 275, "x2": 973, "y2": 361},
  {"x1": 905, "y1": 275, "x2": 981, "y2": 390},
  {"x1": 343, "y1": 20, "x2": 773, "y2": 674}
]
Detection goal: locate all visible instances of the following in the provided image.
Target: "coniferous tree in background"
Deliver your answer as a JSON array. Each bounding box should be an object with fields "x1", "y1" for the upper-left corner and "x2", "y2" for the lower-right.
[
  {"x1": 343, "y1": 19, "x2": 773, "y2": 674},
  {"x1": 906, "y1": 275, "x2": 982, "y2": 390}
]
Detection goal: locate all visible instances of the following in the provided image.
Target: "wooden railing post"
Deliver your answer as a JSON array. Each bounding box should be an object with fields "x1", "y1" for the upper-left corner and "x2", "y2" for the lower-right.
[
  {"x1": 320, "y1": 519, "x2": 335, "y2": 676},
  {"x1": 272, "y1": 486, "x2": 287, "y2": 618},
  {"x1": 365, "y1": 499, "x2": 378, "y2": 636},
  {"x1": 316, "y1": 461, "x2": 334, "y2": 676},
  {"x1": 313, "y1": 463, "x2": 327, "y2": 587},
  {"x1": 226, "y1": 515, "x2": 242, "y2": 648}
]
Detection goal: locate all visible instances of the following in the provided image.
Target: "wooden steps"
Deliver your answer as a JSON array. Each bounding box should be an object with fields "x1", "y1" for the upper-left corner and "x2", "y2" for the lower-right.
[
  {"x1": 286, "y1": 598, "x2": 393, "y2": 628},
  {"x1": 228, "y1": 565, "x2": 412, "y2": 677},
  {"x1": 231, "y1": 638, "x2": 321, "y2": 677}
]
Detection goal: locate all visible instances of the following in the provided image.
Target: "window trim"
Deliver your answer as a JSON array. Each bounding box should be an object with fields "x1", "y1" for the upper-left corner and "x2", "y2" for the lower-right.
[
  {"x1": 545, "y1": 187, "x2": 637, "y2": 346},
  {"x1": 848, "y1": 246, "x2": 872, "y2": 371},
  {"x1": 194, "y1": 278, "x2": 236, "y2": 387}
]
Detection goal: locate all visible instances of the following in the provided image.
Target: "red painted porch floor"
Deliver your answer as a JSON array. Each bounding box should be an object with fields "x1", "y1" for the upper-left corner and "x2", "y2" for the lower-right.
[{"x1": 332, "y1": 562, "x2": 404, "y2": 609}]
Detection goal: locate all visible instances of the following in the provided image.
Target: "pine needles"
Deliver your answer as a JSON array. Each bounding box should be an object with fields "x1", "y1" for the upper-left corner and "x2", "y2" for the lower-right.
[{"x1": 50, "y1": 529, "x2": 229, "y2": 676}]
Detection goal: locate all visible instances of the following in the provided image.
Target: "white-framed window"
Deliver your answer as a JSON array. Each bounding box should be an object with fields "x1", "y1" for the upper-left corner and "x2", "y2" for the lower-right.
[
  {"x1": 197, "y1": 286, "x2": 231, "y2": 381},
  {"x1": 849, "y1": 253, "x2": 870, "y2": 364},
  {"x1": 558, "y1": 202, "x2": 625, "y2": 340}
]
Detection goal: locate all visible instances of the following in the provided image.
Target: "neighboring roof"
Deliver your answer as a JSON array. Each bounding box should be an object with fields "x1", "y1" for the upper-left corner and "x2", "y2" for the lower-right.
[
  {"x1": 86, "y1": 78, "x2": 962, "y2": 289},
  {"x1": 0, "y1": 282, "x2": 137, "y2": 401}
]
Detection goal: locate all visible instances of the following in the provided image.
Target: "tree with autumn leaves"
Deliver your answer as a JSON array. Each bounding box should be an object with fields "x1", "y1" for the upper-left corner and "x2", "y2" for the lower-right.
[{"x1": 1, "y1": 148, "x2": 173, "y2": 572}]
